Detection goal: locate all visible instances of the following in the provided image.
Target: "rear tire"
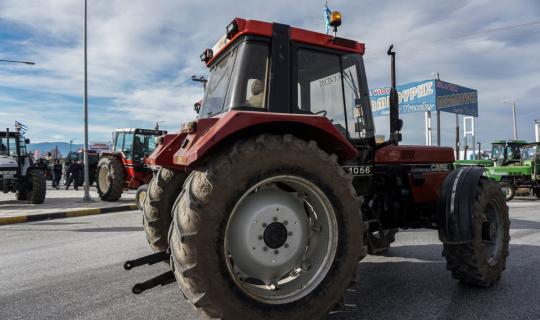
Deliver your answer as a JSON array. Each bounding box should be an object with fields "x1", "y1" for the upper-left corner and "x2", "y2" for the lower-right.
[
  {"x1": 143, "y1": 168, "x2": 186, "y2": 252},
  {"x1": 16, "y1": 188, "x2": 27, "y2": 201},
  {"x1": 26, "y1": 169, "x2": 46, "y2": 204},
  {"x1": 499, "y1": 182, "x2": 515, "y2": 201},
  {"x1": 96, "y1": 157, "x2": 125, "y2": 201},
  {"x1": 169, "y1": 134, "x2": 364, "y2": 320},
  {"x1": 443, "y1": 178, "x2": 510, "y2": 287}
]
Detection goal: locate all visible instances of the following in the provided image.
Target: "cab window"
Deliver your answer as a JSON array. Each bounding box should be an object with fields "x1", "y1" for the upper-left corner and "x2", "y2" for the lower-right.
[
  {"x1": 122, "y1": 133, "x2": 134, "y2": 160},
  {"x1": 225, "y1": 43, "x2": 270, "y2": 109},
  {"x1": 297, "y1": 49, "x2": 347, "y2": 136}
]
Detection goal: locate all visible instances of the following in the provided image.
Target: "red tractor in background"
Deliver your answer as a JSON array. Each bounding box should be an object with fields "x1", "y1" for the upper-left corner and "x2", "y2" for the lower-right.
[
  {"x1": 96, "y1": 128, "x2": 166, "y2": 205},
  {"x1": 125, "y1": 15, "x2": 509, "y2": 320}
]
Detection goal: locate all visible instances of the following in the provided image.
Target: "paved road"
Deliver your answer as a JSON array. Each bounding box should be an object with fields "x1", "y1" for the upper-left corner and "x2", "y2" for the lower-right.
[{"x1": 1, "y1": 199, "x2": 539, "y2": 320}]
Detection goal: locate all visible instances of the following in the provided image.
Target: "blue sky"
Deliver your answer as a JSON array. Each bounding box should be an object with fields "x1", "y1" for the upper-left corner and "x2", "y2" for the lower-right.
[{"x1": 0, "y1": 0, "x2": 539, "y2": 147}]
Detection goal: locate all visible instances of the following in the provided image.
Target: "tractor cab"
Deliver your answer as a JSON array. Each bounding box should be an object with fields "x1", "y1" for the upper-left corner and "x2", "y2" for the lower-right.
[
  {"x1": 490, "y1": 140, "x2": 529, "y2": 166},
  {"x1": 112, "y1": 128, "x2": 166, "y2": 164},
  {"x1": 197, "y1": 18, "x2": 374, "y2": 140}
]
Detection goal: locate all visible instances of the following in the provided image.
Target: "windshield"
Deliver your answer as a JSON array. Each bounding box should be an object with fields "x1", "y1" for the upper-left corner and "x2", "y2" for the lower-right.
[
  {"x1": 133, "y1": 133, "x2": 157, "y2": 160},
  {"x1": 491, "y1": 144, "x2": 504, "y2": 160},
  {"x1": 297, "y1": 49, "x2": 374, "y2": 139},
  {"x1": 199, "y1": 48, "x2": 238, "y2": 118},
  {"x1": 199, "y1": 42, "x2": 270, "y2": 118},
  {"x1": 522, "y1": 145, "x2": 538, "y2": 160},
  {"x1": 0, "y1": 136, "x2": 18, "y2": 157}
]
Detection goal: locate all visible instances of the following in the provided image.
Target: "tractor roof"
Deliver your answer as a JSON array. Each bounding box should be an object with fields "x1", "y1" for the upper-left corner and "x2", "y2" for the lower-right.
[
  {"x1": 206, "y1": 18, "x2": 365, "y2": 66},
  {"x1": 492, "y1": 140, "x2": 529, "y2": 145},
  {"x1": 114, "y1": 128, "x2": 167, "y2": 135}
]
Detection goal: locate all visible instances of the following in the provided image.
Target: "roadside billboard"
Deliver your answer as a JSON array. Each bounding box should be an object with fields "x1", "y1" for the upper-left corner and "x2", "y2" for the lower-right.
[{"x1": 370, "y1": 80, "x2": 478, "y2": 117}]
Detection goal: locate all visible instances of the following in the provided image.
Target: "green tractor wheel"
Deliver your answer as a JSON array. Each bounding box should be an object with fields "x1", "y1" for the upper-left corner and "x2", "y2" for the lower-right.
[{"x1": 499, "y1": 182, "x2": 515, "y2": 202}]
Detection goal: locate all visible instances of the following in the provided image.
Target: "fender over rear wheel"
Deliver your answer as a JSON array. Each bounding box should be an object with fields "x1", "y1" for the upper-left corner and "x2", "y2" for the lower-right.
[{"x1": 169, "y1": 134, "x2": 365, "y2": 320}]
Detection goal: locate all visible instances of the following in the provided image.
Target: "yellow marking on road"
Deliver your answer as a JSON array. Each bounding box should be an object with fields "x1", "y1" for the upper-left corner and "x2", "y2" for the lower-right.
[
  {"x1": 0, "y1": 216, "x2": 28, "y2": 225},
  {"x1": 65, "y1": 208, "x2": 102, "y2": 217}
]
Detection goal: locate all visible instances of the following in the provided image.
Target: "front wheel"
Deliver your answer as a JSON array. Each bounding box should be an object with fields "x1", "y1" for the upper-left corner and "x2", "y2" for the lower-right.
[
  {"x1": 26, "y1": 169, "x2": 46, "y2": 204},
  {"x1": 499, "y1": 182, "x2": 515, "y2": 201},
  {"x1": 96, "y1": 157, "x2": 125, "y2": 201},
  {"x1": 443, "y1": 178, "x2": 510, "y2": 287},
  {"x1": 169, "y1": 134, "x2": 364, "y2": 320}
]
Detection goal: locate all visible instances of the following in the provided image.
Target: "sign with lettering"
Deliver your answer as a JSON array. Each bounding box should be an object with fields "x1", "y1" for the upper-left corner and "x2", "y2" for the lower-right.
[{"x1": 370, "y1": 80, "x2": 478, "y2": 117}]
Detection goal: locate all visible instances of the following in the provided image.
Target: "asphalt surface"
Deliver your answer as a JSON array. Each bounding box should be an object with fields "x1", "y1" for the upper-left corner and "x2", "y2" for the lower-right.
[{"x1": 1, "y1": 199, "x2": 539, "y2": 320}]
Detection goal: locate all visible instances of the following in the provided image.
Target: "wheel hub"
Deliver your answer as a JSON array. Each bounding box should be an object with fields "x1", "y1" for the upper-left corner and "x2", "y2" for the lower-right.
[
  {"x1": 482, "y1": 221, "x2": 497, "y2": 242},
  {"x1": 263, "y1": 222, "x2": 288, "y2": 249}
]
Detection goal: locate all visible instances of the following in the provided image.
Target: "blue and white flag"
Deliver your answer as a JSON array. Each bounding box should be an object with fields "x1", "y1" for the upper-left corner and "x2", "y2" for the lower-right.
[{"x1": 324, "y1": 2, "x2": 332, "y2": 34}]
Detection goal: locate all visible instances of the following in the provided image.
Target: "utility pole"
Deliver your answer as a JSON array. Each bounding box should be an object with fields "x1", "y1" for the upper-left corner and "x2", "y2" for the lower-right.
[
  {"x1": 82, "y1": 0, "x2": 91, "y2": 202},
  {"x1": 534, "y1": 120, "x2": 540, "y2": 142},
  {"x1": 432, "y1": 72, "x2": 441, "y2": 146},
  {"x1": 498, "y1": 100, "x2": 518, "y2": 140},
  {"x1": 455, "y1": 114, "x2": 460, "y2": 160}
]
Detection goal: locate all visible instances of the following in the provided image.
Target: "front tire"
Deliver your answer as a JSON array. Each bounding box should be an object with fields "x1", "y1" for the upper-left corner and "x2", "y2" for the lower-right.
[
  {"x1": 443, "y1": 178, "x2": 510, "y2": 287},
  {"x1": 142, "y1": 168, "x2": 186, "y2": 252},
  {"x1": 96, "y1": 157, "x2": 125, "y2": 201},
  {"x1": 26, "y1": 169, "x2": 46, "y2": 204},
  {"x1": 499, "y1": 182, "x2": 515, "y2": 201},
  {"x1": 169, "y1": 134, "x2": 364, "y2": 320}
]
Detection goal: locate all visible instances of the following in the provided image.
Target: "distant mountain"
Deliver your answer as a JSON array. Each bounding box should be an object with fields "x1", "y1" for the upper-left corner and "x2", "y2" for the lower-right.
[{"x1": 27, "y1": 142, "x2": 83, "y2": 158}]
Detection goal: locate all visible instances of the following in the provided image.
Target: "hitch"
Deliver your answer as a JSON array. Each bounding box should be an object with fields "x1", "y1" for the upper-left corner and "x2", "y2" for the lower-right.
[
  {"x1": 124, "y1": 250, "x2": 169, "y2": 270},
  {"x1": 124, "y1": 250, "x2": 176, "y2": 294},
  {"x1": 132, "y1": 270, "x2": 176, "y2": 294}
]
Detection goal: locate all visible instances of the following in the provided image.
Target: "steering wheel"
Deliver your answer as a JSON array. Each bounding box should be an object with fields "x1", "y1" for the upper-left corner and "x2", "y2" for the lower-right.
[{"x1": 314, "y1": 110, "x2": 327, "y2": 117}]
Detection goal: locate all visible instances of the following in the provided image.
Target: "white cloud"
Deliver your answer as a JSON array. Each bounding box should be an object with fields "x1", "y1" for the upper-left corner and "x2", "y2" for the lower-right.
[{"x1": 0, "y1": 0, "x2": 539, "y2": 144}]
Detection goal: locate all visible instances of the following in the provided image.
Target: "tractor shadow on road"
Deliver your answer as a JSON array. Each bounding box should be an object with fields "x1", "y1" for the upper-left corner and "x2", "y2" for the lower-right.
[{"x1": 327, "y1": 243, "x2": 540, "y2": 320}]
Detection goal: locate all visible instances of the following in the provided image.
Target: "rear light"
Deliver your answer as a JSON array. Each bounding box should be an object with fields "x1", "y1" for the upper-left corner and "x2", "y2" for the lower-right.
[
  {"x1": 181, "y1": 121, "x2": 197, "y2": 134},
  {"x1": 226, "y1": 20, "x2": 239, "y2": 39}
]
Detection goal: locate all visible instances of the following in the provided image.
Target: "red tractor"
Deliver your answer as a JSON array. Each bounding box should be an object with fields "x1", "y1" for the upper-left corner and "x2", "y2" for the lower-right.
[
  {"x1": 125, "y1": 16, "x2": 509, "y2": 320},
  {"x1": 96, "y1": 128, "x2": 166, "y2": 204}
]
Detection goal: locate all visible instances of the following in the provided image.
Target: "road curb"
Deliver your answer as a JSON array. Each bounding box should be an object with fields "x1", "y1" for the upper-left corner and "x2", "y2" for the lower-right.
[{"x1": 0, "y1": 204, "x2": 138, "y2": 226}]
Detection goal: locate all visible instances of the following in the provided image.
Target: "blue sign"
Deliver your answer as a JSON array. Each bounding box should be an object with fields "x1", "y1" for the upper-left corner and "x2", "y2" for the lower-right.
[
  {"x1": 370, "y1": 80, "x2": 478, "y2": 117},
  {"x1": 435, "y1": 80, "x2": 478, "y2": 117}
]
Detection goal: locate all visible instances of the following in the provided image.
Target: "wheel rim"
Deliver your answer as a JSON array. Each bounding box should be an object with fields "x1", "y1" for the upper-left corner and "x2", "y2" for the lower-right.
[
  {"x1": 98, "y1": 166, "x2": 110, "y2": 192},
  {"x1": 500, "y1": 186, "x2": 510, "y2": 198},
  {"x1": 224, "y1": 175, "x2": 338, "y2": 304},
  {"x1": 481, "y1": 199, "x2": 503, "y2": 266},
  {"x1": 138, "y1": 190, "x2": 147, "y2": 207}
]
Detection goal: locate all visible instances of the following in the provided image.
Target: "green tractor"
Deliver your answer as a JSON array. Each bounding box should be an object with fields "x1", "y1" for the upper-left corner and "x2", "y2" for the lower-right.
[
  {"x1": 456, "y1": 140, "x2": 540, "y2": 201},
  {"x1": 486, "y1": 140, "x2": 540, "y2": 201}
]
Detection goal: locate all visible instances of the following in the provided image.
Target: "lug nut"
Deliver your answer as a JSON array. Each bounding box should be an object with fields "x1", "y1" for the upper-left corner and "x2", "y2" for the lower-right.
[
  {"x1": 284, "y1": 220, "x2": 288, "y2": 225},
  {"x1": 263, "y1": 246, "x2": 268, "y2": 251},
  {"x1": 258, "y1": 235, "x2": 263, "y2": 240},
  {"x1": 262, "y1": 223, "x2": 268, "y2": 228},
  {"x1": 273, "y1": 250, "x2": 279, "y2": 254},
  {"x1": 273, "y1": 217, "x2": 278, "y2": 222},
  {"x1": 288, "y1": 232, "x2": 293, "y2": 236},
  {"x1": 284, "y1": 243, "x2": 289, "y2": 248}
]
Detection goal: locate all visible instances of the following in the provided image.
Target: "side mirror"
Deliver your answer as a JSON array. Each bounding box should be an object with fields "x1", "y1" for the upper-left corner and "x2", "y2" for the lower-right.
[
  {"x1": 25, "y1": 138, "x2": 30, "y2": 144},
  {"x1": 194, "y1": 102, "x2": 201, "y2": 114}
]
